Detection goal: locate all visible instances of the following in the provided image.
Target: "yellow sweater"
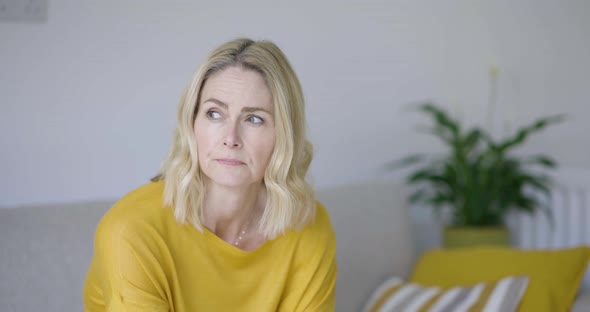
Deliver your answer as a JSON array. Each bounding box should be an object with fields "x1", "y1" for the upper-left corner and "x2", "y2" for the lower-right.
[{"x1": 83, "y1": 181, "x2": 337, "y2": 311}]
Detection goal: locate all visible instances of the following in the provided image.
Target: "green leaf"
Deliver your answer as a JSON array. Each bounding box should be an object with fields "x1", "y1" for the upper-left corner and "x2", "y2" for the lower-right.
[
  {"x1": 382, "y1": 154, "x2": 426, "y2": 172},
  {"x1": 417, "y1": 103, "x2": 460, "y2": 138},
  {"x1": 408, "y1": 189, "x2": 428, "y2": 204},
  {"x1": 523, "y1": 156, "x2": 557, "y2": 168},
  {"x1": 388, "y1": 103, "x2": 563, "y2": 227},
  {"x1": 428, "y1": 194, "x2": 454, "y2": 206},
  {"x1": 499, "y1": 115, "x2": 565, "y2": 152}
]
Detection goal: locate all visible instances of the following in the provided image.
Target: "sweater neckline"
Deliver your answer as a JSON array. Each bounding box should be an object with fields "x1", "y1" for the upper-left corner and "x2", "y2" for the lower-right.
[{"x1": 202, "y1": 226, "x2": 273, "y2": 256}]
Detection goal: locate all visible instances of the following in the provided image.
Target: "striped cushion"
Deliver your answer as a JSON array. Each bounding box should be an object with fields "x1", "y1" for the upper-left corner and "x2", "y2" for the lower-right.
[{"x1": 362, "y1": 275, "x2": 529, "y2": 312}]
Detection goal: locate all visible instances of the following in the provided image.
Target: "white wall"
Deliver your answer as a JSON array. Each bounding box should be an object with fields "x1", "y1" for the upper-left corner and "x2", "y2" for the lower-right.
[{"x1": 1, "y1": 1, "x2": 589, "y2": 208}]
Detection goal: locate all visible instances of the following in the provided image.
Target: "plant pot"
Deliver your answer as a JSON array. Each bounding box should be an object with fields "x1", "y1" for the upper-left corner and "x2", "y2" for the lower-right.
[{"x1": 443, "y1": 226, "x2": 510, "y2": 248}]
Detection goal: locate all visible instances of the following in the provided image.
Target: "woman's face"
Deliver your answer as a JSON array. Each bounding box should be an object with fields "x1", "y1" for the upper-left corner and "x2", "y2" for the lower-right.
[{"x1": 194, "y1": 66, "x2": 276, "y2": 188}]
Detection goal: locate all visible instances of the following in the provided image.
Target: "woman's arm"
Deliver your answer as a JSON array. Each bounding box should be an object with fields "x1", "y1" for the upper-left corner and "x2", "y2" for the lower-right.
[{"x1": 85, "y1": 217, "x2": 170, "y2": 312}]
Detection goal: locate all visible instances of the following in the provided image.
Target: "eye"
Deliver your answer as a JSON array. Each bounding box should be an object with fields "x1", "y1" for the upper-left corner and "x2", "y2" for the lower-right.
[
  {"x1": 246, "y1": 115, "x2": 264, "y2": 125},
  {"x1": 206, "y1": 110, "x2": 222, "y2": 120}
]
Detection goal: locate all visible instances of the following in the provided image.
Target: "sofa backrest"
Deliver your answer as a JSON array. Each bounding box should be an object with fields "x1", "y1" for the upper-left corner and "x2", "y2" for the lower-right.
[
  {"x1": 0, "y1": 200, "x2": 113, "y2": 312},
  {"x1": 0, "y1": 180, "x2": 413, "y2": 312},
  {"x1": 316, "y1": 180, "x2": 414, "y2": 312}
]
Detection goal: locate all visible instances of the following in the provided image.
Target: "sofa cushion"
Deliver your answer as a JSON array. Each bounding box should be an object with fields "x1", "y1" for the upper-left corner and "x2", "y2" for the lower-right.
[
  {"x1": 362, "y1": 275, "x2": 528, "y2": 312},
  {"x1": 316, "y1": 180, "x2": 414, "y2": 312},
  {"x1": 0, "y1": 201, "x2": 113, "y2": 312},
  {"x1": 410, "y1": 246, "x2": 590, "y2": 312}
]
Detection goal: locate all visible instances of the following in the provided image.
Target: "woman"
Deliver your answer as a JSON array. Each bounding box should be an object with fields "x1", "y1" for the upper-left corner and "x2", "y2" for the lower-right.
[{"x1": 83, "y1": 38, "x2": 337, "y2": 311}]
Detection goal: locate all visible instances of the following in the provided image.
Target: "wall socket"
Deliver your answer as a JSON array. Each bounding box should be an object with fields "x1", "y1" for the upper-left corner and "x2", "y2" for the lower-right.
[{"x1": 0, "y1": 0, "x2": 48, "y2": 23}]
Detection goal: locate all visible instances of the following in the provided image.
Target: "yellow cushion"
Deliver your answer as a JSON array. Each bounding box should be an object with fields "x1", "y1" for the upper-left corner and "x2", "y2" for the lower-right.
[
  {"x1": 362, "y1": 275, "x2": 529, "y2": 312},
  {"x1": 410, "y1": 246, "x2": 590, "y2": 312}
]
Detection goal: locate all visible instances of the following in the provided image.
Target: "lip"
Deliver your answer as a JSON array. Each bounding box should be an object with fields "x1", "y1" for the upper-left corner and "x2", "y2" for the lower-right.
[{"x1": 215, "y1": 158, "x2": 246, "y2": 166}]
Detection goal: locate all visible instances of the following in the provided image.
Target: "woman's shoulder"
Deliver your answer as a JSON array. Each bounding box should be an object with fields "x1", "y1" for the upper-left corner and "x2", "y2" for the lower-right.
[
  {"x1": 96, "y1": 180, "x2": 169, "y2": 237},
  {"x1": 295, "y1": 200, "x2": 336, "y2": 246},
  {"x1": 311, "y1": 201, "x2": 333, "y2": 232},
  {"x1": 118, "y1": 180, "x2": 166, "y2": 206},
  {"x1": 282, "y1": 200, "x2": 336, "y2": 265}
]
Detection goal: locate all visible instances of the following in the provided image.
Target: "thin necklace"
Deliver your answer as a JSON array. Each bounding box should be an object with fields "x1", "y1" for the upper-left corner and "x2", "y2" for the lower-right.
[{"x1": 233, "y1": 216, "x2": 253, "y2": 247}]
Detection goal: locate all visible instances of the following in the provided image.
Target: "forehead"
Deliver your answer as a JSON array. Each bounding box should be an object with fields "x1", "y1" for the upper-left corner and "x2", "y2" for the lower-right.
[{"x1": 200, "y1": 66, "x2": 273, "y2": 110}]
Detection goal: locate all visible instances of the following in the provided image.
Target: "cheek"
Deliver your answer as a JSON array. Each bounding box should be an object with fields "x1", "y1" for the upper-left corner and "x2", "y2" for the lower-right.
[
  {"x1": 256, "y1": 133, "x2": 276, "y2": 163},
  {"x1": 194, "y1": 124, "x2": 212, "y2": 157}
]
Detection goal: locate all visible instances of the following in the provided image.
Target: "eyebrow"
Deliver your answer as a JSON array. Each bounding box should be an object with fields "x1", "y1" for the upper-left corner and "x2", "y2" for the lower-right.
[{"x1": 203, "y1": 98, "x2": 272, "y2": 115}]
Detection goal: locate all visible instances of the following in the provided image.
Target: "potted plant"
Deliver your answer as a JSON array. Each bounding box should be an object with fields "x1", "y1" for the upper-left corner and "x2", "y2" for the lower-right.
[{"x1": 389, "y1": 103, "x2": 564, "y2": 248}]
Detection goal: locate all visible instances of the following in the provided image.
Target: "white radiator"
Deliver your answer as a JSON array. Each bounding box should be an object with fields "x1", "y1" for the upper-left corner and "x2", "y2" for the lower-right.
[{"x1": 513, "y1": 168, "x2": 590, "y2": 289}]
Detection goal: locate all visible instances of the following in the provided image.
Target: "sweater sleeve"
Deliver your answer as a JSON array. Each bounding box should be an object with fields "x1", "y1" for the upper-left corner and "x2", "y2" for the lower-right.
[
  {"x1": 279, "y1": 203, "x2": 338, "y2": 312},
  {"x1": 88, "y1": 215, "x2": 170, "y2": 312}
]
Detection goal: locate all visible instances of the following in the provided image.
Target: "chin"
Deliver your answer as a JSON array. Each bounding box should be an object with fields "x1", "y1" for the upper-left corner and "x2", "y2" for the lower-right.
[
  {"x1": 212, "y1": 179, "x2": 252, "y2": 188},
  {"x1": 201, "y1": 164, "x2": 264, "y2": 188},
  {"x1": 206, "y1": 173, "x2": 258, "y2": 188}
]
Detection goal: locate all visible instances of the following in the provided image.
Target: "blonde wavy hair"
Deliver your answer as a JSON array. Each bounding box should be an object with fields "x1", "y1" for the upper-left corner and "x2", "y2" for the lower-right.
[{"x1": 152, "y1": 38, "x2": 315, "y2": 239}]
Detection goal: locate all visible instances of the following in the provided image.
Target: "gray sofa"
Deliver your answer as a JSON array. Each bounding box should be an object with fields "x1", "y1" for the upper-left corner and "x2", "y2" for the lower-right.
[{"x1": 1, "y1": 180, "x2": 588, "y2": 311}]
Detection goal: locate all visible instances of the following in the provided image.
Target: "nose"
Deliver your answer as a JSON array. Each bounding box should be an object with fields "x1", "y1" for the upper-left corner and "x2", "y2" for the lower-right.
[{"x1": 223, "y1": 123, "x2": 242, "y2": 149}]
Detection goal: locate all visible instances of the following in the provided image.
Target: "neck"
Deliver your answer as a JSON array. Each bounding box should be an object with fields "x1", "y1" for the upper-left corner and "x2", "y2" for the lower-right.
[{"x1": 202, "y1": 180, "x2": 265, "y2": 240}]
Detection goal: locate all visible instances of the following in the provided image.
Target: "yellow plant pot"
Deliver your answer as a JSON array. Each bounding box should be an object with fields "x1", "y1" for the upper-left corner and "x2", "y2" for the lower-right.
[{"x1": 443, "y1": 226, "x2": 510, "y2": 248}]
